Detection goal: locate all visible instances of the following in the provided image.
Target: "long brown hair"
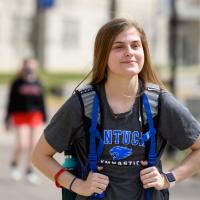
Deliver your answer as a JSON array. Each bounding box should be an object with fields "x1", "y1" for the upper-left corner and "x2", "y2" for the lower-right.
[{"x1": 89, "y1": 18, "x2": 165, "y2": 89}]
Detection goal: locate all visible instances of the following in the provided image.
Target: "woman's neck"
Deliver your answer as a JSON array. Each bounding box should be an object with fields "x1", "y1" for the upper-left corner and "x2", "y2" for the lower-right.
[
  {"x1": 105, "y1": 75, "x2": 139, "y2": 114},
  {"x1": 105, "y1": 75, "x2": 139, "y2": 99}
]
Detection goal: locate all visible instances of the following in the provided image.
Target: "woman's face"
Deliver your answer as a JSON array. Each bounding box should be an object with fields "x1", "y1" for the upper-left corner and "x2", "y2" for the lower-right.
[
  {"x1": 107, "y1": 27, "x2": 144, "y2": 79},
  {"x1": 22, "y1": 59, "x2": 38, "y2": 80}
]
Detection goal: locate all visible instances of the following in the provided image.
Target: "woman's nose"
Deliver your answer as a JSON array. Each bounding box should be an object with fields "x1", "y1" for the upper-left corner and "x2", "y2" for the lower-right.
[{"x1": 124, "y1": 46, "x2": 133, "y2": 57}]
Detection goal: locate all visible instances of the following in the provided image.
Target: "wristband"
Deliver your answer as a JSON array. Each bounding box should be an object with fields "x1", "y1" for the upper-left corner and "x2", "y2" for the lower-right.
[
  {"x1": 54, "y1": 168, "x2": 67, "y2": 188},
  {"x1": 69, "y1": 177, "x2": 77, "y2": 192}
]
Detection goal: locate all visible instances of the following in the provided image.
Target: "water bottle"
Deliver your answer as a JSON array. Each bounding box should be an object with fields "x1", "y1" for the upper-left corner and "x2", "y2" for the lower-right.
[
  {"x1": 62, "y1": 155, "x2": 77, "y2": 200},
  {"x1": 62, "y1": 155, "x2": 77, "y2": 173}
]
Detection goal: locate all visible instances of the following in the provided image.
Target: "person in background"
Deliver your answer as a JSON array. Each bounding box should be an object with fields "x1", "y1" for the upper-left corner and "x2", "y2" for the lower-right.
[{"x1": 5, "y1": 57, "x2": 47, "y2": 184}]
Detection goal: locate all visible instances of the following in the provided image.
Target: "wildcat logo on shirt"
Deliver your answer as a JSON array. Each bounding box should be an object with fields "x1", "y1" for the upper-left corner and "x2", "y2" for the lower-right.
[
  {"x1": 110, "y1": 146, "x2": 132, "y2": 160},
  {"x1": 104, "y1": 130, "x2": 145, "y2": 162}
]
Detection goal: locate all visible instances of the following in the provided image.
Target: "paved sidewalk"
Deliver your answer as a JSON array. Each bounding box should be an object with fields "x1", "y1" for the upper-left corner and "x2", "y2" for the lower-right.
[
  {"x1": 170, "y1": 178, "x2": 200, "y2": 200},
  {"x1": 0, "y1": 132, "x2": 61, "y2": 200}
]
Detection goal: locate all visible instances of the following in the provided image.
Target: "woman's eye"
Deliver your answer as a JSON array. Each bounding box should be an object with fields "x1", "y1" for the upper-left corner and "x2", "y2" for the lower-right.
[
  {"x1": 132, "y1": 44, "x2": 140, "y2": 49},
  {"x1": 114, "y1": 45, "x2": 123, "y2": 49},
  {"x1": 132, "y1": 42, "x2": 141, "y2": 49}
]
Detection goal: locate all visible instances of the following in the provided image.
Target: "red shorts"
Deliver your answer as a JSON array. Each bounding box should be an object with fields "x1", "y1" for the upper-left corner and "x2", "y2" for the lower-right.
[{"x1": 11, "y1": 111, "x2": 43, "y2": 127}]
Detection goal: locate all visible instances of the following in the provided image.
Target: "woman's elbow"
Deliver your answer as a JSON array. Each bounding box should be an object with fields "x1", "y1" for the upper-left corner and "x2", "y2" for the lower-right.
[
  {"x1": 31, "y1": 147, "x2": 40, "y2": 168},
  {"x1": 31, "y1": 134, "x2": 56, "y2": 168}
]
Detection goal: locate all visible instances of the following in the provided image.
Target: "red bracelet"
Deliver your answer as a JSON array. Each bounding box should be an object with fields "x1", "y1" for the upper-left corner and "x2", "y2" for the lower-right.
[{"x1": 54, "y1": 168, "x2": 67, "y2": 188}]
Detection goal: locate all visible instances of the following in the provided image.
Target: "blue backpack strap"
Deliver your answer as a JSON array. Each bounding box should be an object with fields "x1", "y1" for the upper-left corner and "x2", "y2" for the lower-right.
[
  {"x1": 143, "y1": 93, "x2": 157, "y2": 166},
  {"x1": 76, "y1": 85, "x2": 104, "y2": 170},
  {"x1": 140, "y1": 83, "x2": 161, "y2": 200},
  {"x1": 76, "y1": 85, "x2": 104, "y2": 199},
  {"x1": 143, "y1": 93, "x2": 157, "y2": 200},
  {"x1": 89, "y1": 94, "x2": 105, "y2": 200},
  {"x1": 89, "y1": 94, "x2": 98, "y2": 171}
]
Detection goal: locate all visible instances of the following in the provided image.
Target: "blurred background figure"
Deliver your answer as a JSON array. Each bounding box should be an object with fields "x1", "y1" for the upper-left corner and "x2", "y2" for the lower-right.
[{"x1": 4, "y1": 57, "x2": 47, "y2": 185}]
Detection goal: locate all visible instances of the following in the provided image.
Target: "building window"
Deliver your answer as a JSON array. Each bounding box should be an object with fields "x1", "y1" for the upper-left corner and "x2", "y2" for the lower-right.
[
  {"x1": 12, "y1": 17, "x2": 33, "y2": 48},
  {"x1": 62, "y1": 18, "x2": 80, "y2": 49}
]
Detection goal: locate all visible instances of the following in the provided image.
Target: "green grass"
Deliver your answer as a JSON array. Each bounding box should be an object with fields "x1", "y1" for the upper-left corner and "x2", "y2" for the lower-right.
[
  {"x1": 0, "y1": 71, "x2": 86, "y2": 94},
  {"x1": 38, "y1": 71, "x2": 86, "y2": 93},
  {"x1": 0, "y1": 73, "x2": 15, "y2": 84}
]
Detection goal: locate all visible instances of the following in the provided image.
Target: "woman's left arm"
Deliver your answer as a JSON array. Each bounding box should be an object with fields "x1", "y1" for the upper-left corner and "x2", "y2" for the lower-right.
[
  {"x1": 171, "y1": 134, "x2": 200, "y2": 182},
  {"x1": 140, "y1": 135, "x2": 200, "y2": 190}
]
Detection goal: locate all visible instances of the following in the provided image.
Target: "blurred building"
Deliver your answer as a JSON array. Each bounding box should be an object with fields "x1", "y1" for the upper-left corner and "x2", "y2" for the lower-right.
[
  {"x1": 0, "y1": 0, "x2": 36, "y2": 71},
  {"x1": 176, "y1": 0, "x2": 200, "y2": 65},
  {"x1": 0, "y1": 0, "x2": 199, "y2": 72},
  {"x1": 35, "y1": 0, "x2": 109, "y2": 72}
]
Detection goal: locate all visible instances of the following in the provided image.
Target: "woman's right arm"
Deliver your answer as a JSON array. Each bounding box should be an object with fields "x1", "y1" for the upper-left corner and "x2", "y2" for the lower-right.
[
  {"x1": 32, "y1": 134, "x2": 109, "y2": 196},
  {"x1": 5, "y1": 80, "x2": 17, "y2": 130}
]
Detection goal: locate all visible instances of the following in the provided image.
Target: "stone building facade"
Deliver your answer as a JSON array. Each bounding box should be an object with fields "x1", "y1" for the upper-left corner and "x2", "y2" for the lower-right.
[{"x1": 0, "y1": 0, "x2": 199, "y2": 72}]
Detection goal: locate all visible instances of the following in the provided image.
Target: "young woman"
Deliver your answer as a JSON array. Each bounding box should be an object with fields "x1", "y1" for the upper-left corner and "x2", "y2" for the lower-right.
[
  {"x1": 5, "y1": 58, "x2": 47, "y2": 184},
  {"x1": 32, "y1": 18, "x2": 200, "y2": 199}
]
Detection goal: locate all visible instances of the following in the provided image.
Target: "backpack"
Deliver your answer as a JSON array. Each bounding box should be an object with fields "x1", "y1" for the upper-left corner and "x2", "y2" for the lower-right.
[{"x1": 62, "y1": 83, "x2": 165, "y2": 200}]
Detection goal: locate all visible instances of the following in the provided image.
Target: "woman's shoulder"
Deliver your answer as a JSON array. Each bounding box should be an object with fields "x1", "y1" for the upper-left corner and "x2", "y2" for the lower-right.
[
  {"x1": 65, "y1": 92, "x2": 81, "y2": 109},
  {"x1": 9, "y1": 78, "x2": 23, "y2": 89},
  {"x1": 143, "y1": 81, "x2": 185, "y2": 110},
  {"x1": 160, "y1": 90, "x2": 176, "y2": 102},
  {"x1": 50, "y1": 92, "x2": 82, "y2": 123},
  {"x1": 159, "y1": 90, "x2": 189, "y2": 114},
  {"x1": 12, "y1": 77, "x2": 23, "y2": 84}
]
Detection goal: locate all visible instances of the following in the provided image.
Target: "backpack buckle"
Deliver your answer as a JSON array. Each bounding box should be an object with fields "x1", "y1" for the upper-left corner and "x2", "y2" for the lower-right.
[{"x1": 92, "y1": 192, "x2": 105, "y2": 199}]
